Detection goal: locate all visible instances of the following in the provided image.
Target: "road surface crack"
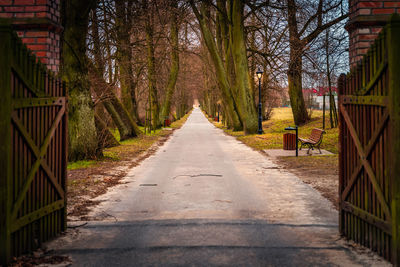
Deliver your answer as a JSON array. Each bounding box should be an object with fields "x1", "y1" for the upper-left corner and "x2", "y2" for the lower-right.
[{"x1": 172, "y1": 174, "x2": 223, "y2": 179}]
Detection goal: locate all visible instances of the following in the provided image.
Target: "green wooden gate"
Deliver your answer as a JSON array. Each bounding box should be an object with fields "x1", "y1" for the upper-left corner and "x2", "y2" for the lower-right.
[
  {"x1": 0, "y1": 22, "x2": 67, "y2": 265},
  {"x1": 338, "y1": 15, "x2": 400, "y2": 264}
]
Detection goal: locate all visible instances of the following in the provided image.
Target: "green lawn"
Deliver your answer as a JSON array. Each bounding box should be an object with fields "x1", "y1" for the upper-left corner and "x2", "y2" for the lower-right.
[{"x1": 215, "y1": 107, "x2": 339, "y2": 154}]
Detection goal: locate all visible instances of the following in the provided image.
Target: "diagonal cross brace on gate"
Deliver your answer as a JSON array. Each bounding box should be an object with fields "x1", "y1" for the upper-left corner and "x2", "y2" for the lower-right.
[
  {"x1": 340, "y1": 105, "x2": 390, "y2": 219},
  {"x1": 0, "y1": 22, "x2": 68, "y2": 265},
  {"x1": 10, "y1": 102, "x2": 66, "y2": 221},
  {"x1": 338, "y1": 14, "x2": 400, "y2": 264},
  {"x1": 339, "y1": 104, "x2": 391, "y2": 234}
]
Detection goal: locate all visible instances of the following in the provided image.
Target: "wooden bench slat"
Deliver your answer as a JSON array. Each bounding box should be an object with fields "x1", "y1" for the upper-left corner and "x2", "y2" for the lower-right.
[{"x1": 298, "y1": 128, "x2": 325, "y2": 153}]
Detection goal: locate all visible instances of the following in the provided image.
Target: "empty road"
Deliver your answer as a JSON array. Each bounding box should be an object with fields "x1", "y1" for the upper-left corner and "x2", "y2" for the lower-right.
[{"x1": 52, "y1": 108, "x2": 387, "y2": 266}]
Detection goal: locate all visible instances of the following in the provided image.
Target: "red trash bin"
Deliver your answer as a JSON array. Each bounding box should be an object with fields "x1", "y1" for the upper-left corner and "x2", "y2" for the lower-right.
[{"x1": 283, "y1": 133, "x2": 296, "y2": 150}]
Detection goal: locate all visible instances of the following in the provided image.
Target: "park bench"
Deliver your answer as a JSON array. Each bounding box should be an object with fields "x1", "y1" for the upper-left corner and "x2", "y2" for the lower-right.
[{"x1": 298, "y1": 128, "x2": 325, "y2": 154}]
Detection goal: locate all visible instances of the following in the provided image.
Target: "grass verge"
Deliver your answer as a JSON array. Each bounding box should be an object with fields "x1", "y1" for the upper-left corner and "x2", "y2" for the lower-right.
[
  {"x1": 212, "y1": 107, "x2": 339, "y2": 153},
  {"x1": 67, "y1": 111, "x2": 192, "y2": 170}
]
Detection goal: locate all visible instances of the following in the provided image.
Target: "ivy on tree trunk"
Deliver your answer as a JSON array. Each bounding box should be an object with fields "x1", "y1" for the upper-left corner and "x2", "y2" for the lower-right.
[{"x1": 61, "y1": 0, "x2": 99, "y2": 161}]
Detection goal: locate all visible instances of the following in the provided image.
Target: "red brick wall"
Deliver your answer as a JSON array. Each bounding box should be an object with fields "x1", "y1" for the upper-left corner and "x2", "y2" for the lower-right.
[
  {"x1": 347, "y1": 0, "x2": 400, "y2": 67},
  {"x1": 0, "y1": 0, "x2": 61, "y2": 72}
]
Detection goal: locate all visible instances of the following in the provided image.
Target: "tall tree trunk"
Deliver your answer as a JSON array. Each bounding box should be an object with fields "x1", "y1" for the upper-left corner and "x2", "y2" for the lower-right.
[
  {"x1": 286, "y1": 0, "x2": 346, "y2": 125},
  {"x1": 216, "y1": 0, "x2": 224, "y2": 56},
  {"x1": 261, "y1": 67, "x2": 269, "y2": 120},
  {"x1": 191, "y1": 1, "x2": 242, "y2": 130},
  {"x1": 130, "y1": 73, "x2": 140, "y2": 123},
  {"x1": 94, "y1": 113, "x2": 119, "y2": 148},
  {"x1": 219, "y1": 2, "x2": 237, "y2": 130},
  {"x1": 102, "y1": 100, "x2": 130, "y2": 138},
  {"x1": 90, "y1": 8, "x2": 141, "y2": 141},
  {"x1": 144, "y1": 0, "x2": 160, "y2": 130},
  {"x1": 110, "y1": 93, "x2": 142, "y2": 137},
  {"x1": 89, "y1": 70, "x2": 141, "y2": 140},
  {"x1": 62, "y1": 0, "x2": 99, "y2": 161},
  {"x1": 101, "y1": 0, "x2": 114, "y2": 84},
  {"x1": 218, "y1": 0, "x2": 237, "y2": 102},
  {"x1": 229, "y1": 0, "x2": 258, "y2": 133},
  {"x1": 160, "y1": 1, "x2": 180, "y2": 124},
  {"x1": 115, "y1": 0, "x2": 138, "y2": 122},
  {"x1": 248, "y1": 14, "x2": 257, "y2": 109},
  {"x1": 325, "y1": 29, "x2": 338, "y2": 128},
  {"x1": 322, "y1": 94, "x2": 326, "y2": 129},
  {"x1": 130, "y1": 54, "x2": 143, "y2": 124},
  {"x1": 288, "y1": 57, "x2": 309, "y2": 125},
  {"x1": 287, "y1": 0, "x2": 309, "y2": 125}
]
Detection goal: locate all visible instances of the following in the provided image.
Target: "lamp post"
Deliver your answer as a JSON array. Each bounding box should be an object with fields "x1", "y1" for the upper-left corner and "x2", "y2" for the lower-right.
[
  {"x1": 256, "y1": 68, "x2": 263, "y2": 134},
  {"x1": 217, "y1": 104, "x2": 220, "y2": 122}
]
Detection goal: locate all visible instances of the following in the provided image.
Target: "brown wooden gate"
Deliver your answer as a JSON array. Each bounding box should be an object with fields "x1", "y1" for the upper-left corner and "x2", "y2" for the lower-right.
[
  {"x1": 338, "y1": 15, "x2": 400, "y2": 264},
  {"x1": 0, "y1": 23, "x2": 67, "y2": 265}
]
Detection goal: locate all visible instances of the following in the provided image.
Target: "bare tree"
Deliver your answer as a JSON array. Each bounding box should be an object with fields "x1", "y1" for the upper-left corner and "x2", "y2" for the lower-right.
[{"x1": 285, "y1": 0, "x2": 347, "y2": 125}]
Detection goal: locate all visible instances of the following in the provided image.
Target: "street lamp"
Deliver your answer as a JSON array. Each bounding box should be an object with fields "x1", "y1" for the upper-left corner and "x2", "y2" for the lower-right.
[
  {"x1": 217, "y1": 103, "x2": 220, "y2": 122},
  {"x1": 256, "y1": 68, "x2": 263, "y2": 134}
]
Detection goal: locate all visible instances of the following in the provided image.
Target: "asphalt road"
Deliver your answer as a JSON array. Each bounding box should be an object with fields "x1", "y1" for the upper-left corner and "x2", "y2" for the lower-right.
[{"x1": 52, "y1": 108, "x2": 388, "y2": 266}]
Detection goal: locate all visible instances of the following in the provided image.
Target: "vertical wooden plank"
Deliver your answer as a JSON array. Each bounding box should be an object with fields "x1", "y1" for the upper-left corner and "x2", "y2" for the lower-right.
[
  {"x1": 386, "y1": 32, "x2": 391, "y2": 261},
  {"x1": 52, "y1": 83, "x2": 58, "y2": 236},
  {"x1": 372, "y1": 98, "x2": 377, "y2": 253},
  {"x1": 347, "y1": 74, "x2": 352, "y2": 239},
  {"x1": 364, "y1": 56, "x2": 368, "y2": 249},
  {"x1": 366, "y1": 46, "x2": 374, "y2": 252},
  {"x1": 21, "y1": 62, "x2": 27, "y2": 255},
  {"x1": 367, "y1": 44, "x2": 383, "y2": 251},
  {"x1": 0, "y1": 21, "x2": 13, "y2": 266},
  {"x1": 56, "y1": 122, "x2": 60, "y2": 234},
  {"x1": 13, "y1": 114, "x2": 18, "y2": 257},
  {"x1": 376, "y1": 35, "x2": 384, "y2": 257},
  {"x1": 24, "y1": 107, "x2": 30, "y2": 253},
  {"x1": 343, "y1": 75, "x2": 347, "y2": 237},
  {"x1": 383, "y1": 35, "x2": 391, "y2": 260},
  {"x1": 28, "y1": 106, "x2": 35, "y2": 250},
  {"x1": 44, "y1": 72, "x2": 48, "y2": 97},
  {"x1": 16, "y1": 105, "x2": 22, "y2": 250},
  {"x1": 356, "y1": 104, "x2": 360, "y2": 244},
  {"x1": 62, "y1": 81, "x2": 68, "y2": 231},
  {"x1": 360, "y1": 64, "x2": 367, "y2": 243},
  {"x1": 49, "y1": 102, "x2": 54, "y2": 238},
  {"x1": 43, "y1": 108, "x2": 48, "y2": 241},
  {"x1": 388, "y1": 14, "x2": 400, "y2": 266}
]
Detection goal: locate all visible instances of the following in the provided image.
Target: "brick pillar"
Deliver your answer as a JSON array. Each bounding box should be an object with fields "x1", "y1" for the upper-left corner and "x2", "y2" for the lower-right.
[
  {"x1": 346, "y1": 0, "x2": 400, "y2": 67},
  {"x1": 0, "y1": 0, "x2": 62, "y2": 72}
]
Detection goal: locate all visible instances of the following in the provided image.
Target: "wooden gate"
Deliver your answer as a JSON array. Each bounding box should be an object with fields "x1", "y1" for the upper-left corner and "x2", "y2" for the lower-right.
[
  {"x1": 0, "y1": 23, "x2": 67, "y2": 264},
  {"x1": 338, "y1": 15, "x2": 400, "y2": 264}
]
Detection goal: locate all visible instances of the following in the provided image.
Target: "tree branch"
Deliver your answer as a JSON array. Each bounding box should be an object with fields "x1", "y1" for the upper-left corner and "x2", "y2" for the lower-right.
[{"x1": 303, "y1": 13, "x2": 348, "y2": 45}]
